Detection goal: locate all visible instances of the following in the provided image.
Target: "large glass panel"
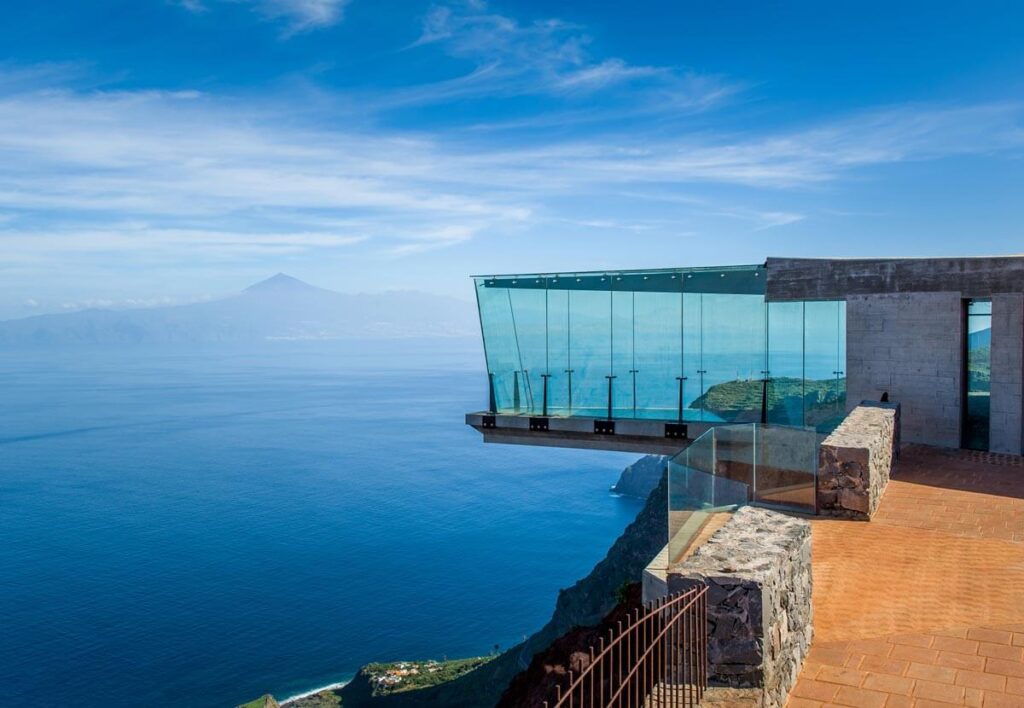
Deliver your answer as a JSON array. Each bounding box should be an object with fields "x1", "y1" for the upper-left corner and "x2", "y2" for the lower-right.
[
  {"x1": 508, "y1": 286, "x2": 547, "y2": 414},
  {"x1": 804, "y1": 300, "x2": 845, "y2": 431},
  {"x1": 682, "y1": 292, "x2": 704, "y2": 421},
  {"x1": 698, "y1": 294, "x2": 766, "y2": 423},
  {"x1": 568, "y1": 284, "x2": 612, "y2": 417},
  {"x1": 634, "y1": 291, "x2": 683, "y2": 420},
  {"x1": 545, "y1": 287, "x2": 571, "y2": 416},
  {"x1": 666, "y1": 422, "x2": 819, "y2": 568},
  {"x1": 766, "y1": 301, "x2": 806, "y2": 426},
  {"x1": 753, "y1": 424, "x2": 818, "y2": 512},
  {"x1": 667, "y1": 426, "x2": 751, "y2": 565},
  {"x1": 475, "y1": 281, "x2": 522, "y2": 412},
  {"x1": 965, "y1": 299, "x2": 992, "y2": 450},
  {"x1": 611, "y1": 290, "x2": 636, "y2": 418}
]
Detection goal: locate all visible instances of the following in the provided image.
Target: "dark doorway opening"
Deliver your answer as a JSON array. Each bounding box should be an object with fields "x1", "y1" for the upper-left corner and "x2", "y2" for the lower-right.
[{"x1": 963, "y1": 299, "x2": 991, "y2": 451}]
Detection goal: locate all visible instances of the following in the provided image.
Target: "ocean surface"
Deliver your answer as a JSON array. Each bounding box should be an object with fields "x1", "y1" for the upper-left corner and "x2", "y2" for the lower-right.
[{"x1": 0, "y1": 340, "x2": 640, "y2": 707}]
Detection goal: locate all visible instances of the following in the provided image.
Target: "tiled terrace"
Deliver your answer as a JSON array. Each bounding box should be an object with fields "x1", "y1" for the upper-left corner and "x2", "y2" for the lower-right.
[{"x1": 789, "y1": 445, "x2": 1024, "y2": 708}]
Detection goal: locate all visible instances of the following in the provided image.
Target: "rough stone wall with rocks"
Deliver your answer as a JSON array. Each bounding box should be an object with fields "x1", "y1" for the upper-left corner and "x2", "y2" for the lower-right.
[
  {"x1": 846, "y1": 292, "x2": 961, "y2": 448},
  {"x1": 666, "y1": 507, "x2": 812, "y2": 708},
  {"x1": 818, "y1": 402, "x2": 900, "y2": 519}
]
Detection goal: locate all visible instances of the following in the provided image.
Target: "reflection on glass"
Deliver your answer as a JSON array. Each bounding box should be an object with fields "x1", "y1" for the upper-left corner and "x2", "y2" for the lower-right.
[
  {"x1": 965, "y1": 299, "x2": 992, "y2": 450},
  {"x1": 569, "y1": 287, "x2": 612, "y2": 417},
  {"x1": 666, "y1": 423, "x2": 818, "y2": 566},
  {"x1": 473, "y1": 268, "x2": 848, "y2": 432},
  {"x1": 766, "y1": 301, "x2": 805, "y2": 427}
]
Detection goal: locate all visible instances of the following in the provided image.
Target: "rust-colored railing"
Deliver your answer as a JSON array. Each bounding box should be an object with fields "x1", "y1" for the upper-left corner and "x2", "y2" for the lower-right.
[{"x1": 544, "y1": 586, "x2": 707, "y2": 708}]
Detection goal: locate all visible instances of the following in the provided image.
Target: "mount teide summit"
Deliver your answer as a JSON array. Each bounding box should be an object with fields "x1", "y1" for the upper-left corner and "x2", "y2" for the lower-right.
[{"x1": 0, "y1": 274, "x2": 477, "y2": 345}]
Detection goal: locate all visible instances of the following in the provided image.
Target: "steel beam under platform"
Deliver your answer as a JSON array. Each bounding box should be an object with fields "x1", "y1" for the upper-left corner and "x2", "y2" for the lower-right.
[{"x1": 465, "y1": 411, "x2": 712, "y2": 455}]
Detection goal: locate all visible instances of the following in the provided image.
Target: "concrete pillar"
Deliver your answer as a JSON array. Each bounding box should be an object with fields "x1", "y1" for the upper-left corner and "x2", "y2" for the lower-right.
[{"x1": 989, "y1": 293, "x2": 1024, "y2": 455}]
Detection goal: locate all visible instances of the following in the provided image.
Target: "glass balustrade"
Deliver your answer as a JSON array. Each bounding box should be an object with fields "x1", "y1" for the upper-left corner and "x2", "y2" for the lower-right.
[
  {"x1": 666, "y1": 423, "x2": 819, "y2": 566},
  {"x1": 474, "y1": 267, "x2": 846, "y2": 431}
]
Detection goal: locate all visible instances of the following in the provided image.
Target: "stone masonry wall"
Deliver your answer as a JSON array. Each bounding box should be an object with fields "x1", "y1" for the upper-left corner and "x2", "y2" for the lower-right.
[
  {"x1": 846, "y1": 292, "x2": 961, "y2": 447},
  {"x1": 666, "y1": 507, "x2": 812, "y2": 708},
  {"x1": 990, "y1": 293, "x2": 1024, "y2": 455},
  {"x1": 817, "y1": 402, "x2": 900, "y2": 520}
]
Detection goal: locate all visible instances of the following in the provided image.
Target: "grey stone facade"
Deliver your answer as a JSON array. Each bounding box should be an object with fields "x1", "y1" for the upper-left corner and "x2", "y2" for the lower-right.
[
  {"x1": 766, "y1": 256, "x2": 1024, "y2": 301},
  {"x1": 846, "y1": 292, "x2": 963, "y2": 448},
  {"x1": 817, "y1": 402, "x2": 900, "y2": 519},
  {"x1": 666, "y1": 507, "x2": 812, "y2": 708},
  {"x1": 990, "y1": 293, "x2": 1024, "y2": 455}
]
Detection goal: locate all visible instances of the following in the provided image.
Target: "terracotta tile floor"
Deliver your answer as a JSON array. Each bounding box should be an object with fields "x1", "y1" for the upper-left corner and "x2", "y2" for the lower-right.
[{"x1": 788, "y1": 445, "x2": 1024, "y2": 708}]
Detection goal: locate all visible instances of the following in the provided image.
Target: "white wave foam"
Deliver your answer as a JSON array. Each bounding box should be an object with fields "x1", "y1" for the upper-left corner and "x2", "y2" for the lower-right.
[{"x1": 281, "y1": 680, "x2": 349, "y2": 705}]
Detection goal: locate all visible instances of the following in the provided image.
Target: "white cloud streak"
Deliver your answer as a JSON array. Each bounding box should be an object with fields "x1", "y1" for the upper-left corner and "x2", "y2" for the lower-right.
[
  {"x1": 0, "y1": 78, "x2": 1022, "y2": 268},
  {"x1": 397, "y1": 2, "x2": 733, "y2": 111},
  {"x1": 173, "y1": 0, "x2": 350, "y2": 34}
]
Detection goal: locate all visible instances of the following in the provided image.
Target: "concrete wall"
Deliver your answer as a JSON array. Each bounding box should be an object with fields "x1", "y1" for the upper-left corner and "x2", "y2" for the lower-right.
[
  {"x1": 766, "y1": 256, "x2": 1024, "y2": 301},
  {"x1": 846, "y1": 293, "x2": 963, "y2": 448},
  {"x1": 990, "y1": 293, "x2": 1024, "y2": 455}
]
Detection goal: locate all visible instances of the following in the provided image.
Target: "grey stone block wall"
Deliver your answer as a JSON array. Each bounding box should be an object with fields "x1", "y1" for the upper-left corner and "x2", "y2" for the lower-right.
[
  {"x1": 817, "y1": 402, "x2": 900, "y2": 519},
  {"x1": 990, "y1": 293, "x2": 1024, "y2": 455},
  {"x1": 667, "y1": 507, "x2": 812, "y2": 708},
  {"x1": 846, "y1": 292, "x2": 962, "y2": 448}
]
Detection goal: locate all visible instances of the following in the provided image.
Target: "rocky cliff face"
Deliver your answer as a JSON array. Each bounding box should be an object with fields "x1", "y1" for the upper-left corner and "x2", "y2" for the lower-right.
[{"x1": 610, "y1": 454, "x2": 668, "y2": 498}]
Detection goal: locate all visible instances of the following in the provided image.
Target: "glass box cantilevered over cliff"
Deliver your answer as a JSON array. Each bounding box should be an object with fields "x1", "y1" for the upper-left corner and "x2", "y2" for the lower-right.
[{"x1": 475, "y1": 265, "x2": 847, "y2": 432}]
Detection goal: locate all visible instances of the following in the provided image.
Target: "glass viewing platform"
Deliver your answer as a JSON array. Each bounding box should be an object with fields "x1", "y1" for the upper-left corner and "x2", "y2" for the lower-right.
[{"x1": 475, "y1": 265, "x2": 846, "y2": 432}]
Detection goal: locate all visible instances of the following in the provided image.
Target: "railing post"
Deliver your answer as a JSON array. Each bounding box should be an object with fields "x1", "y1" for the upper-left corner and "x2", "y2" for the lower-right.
[
  {"x1": 629, "y1": 368, "x2": 639, "y2": 417},
  {"x1": 488, "y1": 372, "x2": 497, "y2": 413},
  {"x1": 676, "y1": 376, "x2": 687, "y2": 422},
  {"x1": 605, "y1": 375, "x2": 616, "y2": 420},
  {"x1": 565, "y1": 369, "x2": 574, "y2": 412},
  {"x1": 753, "y1": 423, "x2": 758, "y2": 502},
  {"x1": 513, "y1": 370, "x2": 521, "y2": 413},
  {"x1": 760, "y1": 369, "x2": 771, "y2": 425},
  {"x1": 541, "y1": 373, "x2": 551, "y2": 416}
]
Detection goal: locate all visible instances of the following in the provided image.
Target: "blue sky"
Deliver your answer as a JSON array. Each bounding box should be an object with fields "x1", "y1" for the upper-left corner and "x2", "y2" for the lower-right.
[{"x1": 1, "y1": 0, "x2": 1023, "y2": 317}]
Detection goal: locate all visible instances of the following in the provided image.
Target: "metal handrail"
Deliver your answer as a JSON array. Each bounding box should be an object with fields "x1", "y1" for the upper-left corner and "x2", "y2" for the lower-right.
[{"x1": 544, "y1": 586, "x2": 707, "y2": 708}]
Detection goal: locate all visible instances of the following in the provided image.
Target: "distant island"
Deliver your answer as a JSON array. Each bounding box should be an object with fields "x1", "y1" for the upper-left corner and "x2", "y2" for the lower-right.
[{"x1": 0, "y1": 274, "x2": 477, "y2": 345}]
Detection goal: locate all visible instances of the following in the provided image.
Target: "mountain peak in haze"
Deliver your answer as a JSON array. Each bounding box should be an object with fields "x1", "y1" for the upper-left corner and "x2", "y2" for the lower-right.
[
  {"x1": 243, "y1": 273, "x2": 322, "y2": 295},
  {"x1": 0, "y1": 272, "x2": 478, "y2": 344}
]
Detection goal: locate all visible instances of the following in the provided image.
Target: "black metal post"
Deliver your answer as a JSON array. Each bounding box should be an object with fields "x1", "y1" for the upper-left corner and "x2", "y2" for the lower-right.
[
  {"x1": 541, "y1": 374, "x2": 552, "y2": 416},
  {"x1": 696, "y1": 370, "x2": 707, "y2": 418},
  {"x1": 629, "y1": 369, "x2": 639, "y2": 417},
  {"x1": 676, "y1": 376, "x2": 687, "y2": 423},
  {"x1": 760, "y1": 370, "x2": 771, "y2": 425},
  {"x1": 513, "y1": 370, "x2": 521, "y2": 413},
  {"x1": 488, "y1": 372, "x2": 497, "y2": 413},
  {"x1": 605, "y1": 375, "x2": 616, "y2": 420},
  {"x1": 565, "y1": 369, "x2": 574, "y2": 412}
]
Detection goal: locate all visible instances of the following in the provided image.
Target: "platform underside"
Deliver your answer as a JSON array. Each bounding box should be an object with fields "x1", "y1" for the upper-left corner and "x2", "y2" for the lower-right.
[{"x1": 465, "y1": 411, "x2": 712, "y2": 455}]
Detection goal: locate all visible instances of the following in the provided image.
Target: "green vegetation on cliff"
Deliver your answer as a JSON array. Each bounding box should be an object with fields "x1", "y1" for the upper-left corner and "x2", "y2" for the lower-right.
[
  {"x1": 691, "y1": 376, "x2": 845, "y2": 429},
  {"x1": 357, "y1": 658, "x2": 493, "y2": 697}
]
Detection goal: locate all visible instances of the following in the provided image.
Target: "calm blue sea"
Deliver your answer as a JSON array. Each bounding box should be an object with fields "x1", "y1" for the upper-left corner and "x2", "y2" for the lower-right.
[{"x1": 0, "y1": 341, "x2": 640, "y2": 707}]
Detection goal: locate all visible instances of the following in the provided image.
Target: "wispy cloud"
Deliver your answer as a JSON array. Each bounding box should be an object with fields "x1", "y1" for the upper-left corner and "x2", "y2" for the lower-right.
[
  {"x1": 173, "y1": 0, "x2": 350, "y2": 34},
  {"x1": 397, "y1": 1, "x2": 733, "y2": 112},
  {"x1": 1, "y1": 65, "x2": 1022, "y2": 272}
]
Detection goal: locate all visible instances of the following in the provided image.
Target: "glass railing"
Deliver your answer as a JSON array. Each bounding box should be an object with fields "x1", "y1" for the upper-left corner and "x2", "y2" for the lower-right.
[
  {"x1": 474, "y1": 267, "x2": 847, "y2": 432},
  {"x1": 666, "y1": 423, "x2": 819, "y2": 566}
]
